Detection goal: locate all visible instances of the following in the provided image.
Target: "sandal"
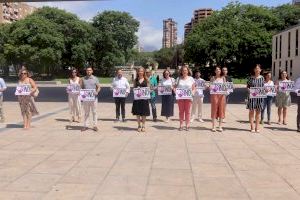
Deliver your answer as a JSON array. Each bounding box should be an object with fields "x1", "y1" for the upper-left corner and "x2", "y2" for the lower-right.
[
  {"x1": 211, "y1": 128, "x2": 216, "y2": 132},
  {"x1": 185, "y1": 127, "x2": 190, "y2": 131},
  {"x1": 178, "y1": 127, "x2": 183, "y2": 131},
  {"x1": 137, "y1": 126, "x2": 142, "y2": 132},
  {"x1": 250, "y1": 129, "x2": 255, "y2": 133},
  {"x1": 218, "y1": 127, "x2": 223, "y2": 132},
  {"x1": 141, "y1": 127, "x2": 146, "y2": 132}
]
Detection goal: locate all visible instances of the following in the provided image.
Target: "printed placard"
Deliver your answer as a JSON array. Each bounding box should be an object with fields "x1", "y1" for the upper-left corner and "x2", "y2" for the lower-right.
[
  {"x1": 158, "y1": 86, "x2": 172, "y2": 96},
  {"x1": 264, "y1": 86, "x2": 276, "y2": 96},
  {"x1": 279, "y1": 81, "x2": 295, "y2": 92},
  {"x1": 176, "y1": 88, "x2": 193, "y2": 100},
  {"x1": 225, "y1": 82, "x2": 234, "y2": 93},
  {"x1": 113, "y1": 88, "x2": 127, "y2": 98},
  {"x1": 195, "y1": 80, "x2": 206, "y2": 89},
  {"x1": 80, "y1": 89, "x2": 96, "y2": 101},
  {"x1": 66, "y1": 84, "x2": 80, "y2": 94},
  {"x1": 249, "y1": 87, "x2": 267, "y2": 99},
  {"x1": 210, "y1": 83, "x2": 228, "y2": 95},
  {"x1": 133, "y1": 87, "x2": 151, "y2": 100},
  {"x1": 15, "y1": 84, "x2": 31, "y2": 96},
  {"x1": 195, "y1": 88, "x2": 204, "y2": 97},
  {"x1": 295, "y1": 90, "x2": 300, "y2": 97}
]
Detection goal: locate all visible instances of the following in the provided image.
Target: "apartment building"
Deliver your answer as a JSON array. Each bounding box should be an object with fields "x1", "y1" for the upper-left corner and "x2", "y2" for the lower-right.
[
  {"x1": 0, "y1": 2, "x2": 36, "y2": 24},
  {"x1": 184, "y1": 8, "x2": 213, "y2": 39},
  {"x1": 272, "y1": 24, "x2": 300, "y2": 80},
  {"x1": 162, "y1": 18, "x2": 177, "y2": 48}
]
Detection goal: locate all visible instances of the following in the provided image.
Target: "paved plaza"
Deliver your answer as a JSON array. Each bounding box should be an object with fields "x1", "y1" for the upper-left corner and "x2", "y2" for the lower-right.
[{"x1": 0, "y1": 101, "x2": 300, "y2": 199}]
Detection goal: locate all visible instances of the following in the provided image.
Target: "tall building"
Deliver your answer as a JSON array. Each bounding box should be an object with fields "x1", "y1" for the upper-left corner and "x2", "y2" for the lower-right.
[
  {"x1": 272, "y1": 24, "x2": 300, "y2": 80},
  {"x1": 0, "y1": 3, "x2": 36, "y2": 24},
  {"x1": 162, "y1": 18, "x2": 177, "y2": 48},
  {"x1": 184, "y1": 8, "x2": 213, "y2": 39},
  {"x1": 293, "y1": 0, "x2": 300, "y2": 5}
]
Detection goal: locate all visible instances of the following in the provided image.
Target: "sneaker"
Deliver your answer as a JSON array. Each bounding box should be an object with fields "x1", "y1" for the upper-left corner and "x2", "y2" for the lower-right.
[{"x1": 122, "y1": 118, "x2": 126, "y2": 123}]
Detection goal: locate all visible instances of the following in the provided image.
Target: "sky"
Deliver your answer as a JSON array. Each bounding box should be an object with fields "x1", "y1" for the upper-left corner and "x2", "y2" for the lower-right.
[{"x1": 30, "y1": 0, "x2": 292, "y2": 51}]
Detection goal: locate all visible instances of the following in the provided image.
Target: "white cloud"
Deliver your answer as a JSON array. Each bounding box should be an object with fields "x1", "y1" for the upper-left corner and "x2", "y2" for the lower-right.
[
  {"x1": 136, "y1": 19, "x2": 163, "y2": 51},
  {"x1": 28, "y1": 2, "x2": 94, "y2": 21}
]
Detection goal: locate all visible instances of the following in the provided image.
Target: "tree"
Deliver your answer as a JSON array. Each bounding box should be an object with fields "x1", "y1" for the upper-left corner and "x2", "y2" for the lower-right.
[
  {"x1": 4, "y1": 16, "x2": 65, "y2": 75},
  {"x1": 272, "y1": 4, "x2": 300, "y2": 30},
  {"x1": 92, "y1": 11, "x2": 139, "y2": 75},
  {"x1": 32, "y1": 7, "x2": 94, "y2": 69},
  {"x1": 184, "y1": 3, "x2": 280, "y2": 77}
]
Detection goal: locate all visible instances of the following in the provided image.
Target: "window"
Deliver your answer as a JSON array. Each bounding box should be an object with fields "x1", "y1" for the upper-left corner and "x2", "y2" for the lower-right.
[
  {"x1": 275, "y1": 36, "x2": 278, "y2": 59},
  {"x1": 285, "y1": 60, "x2": 288, "y2": 72},
  {"x1": 288, "y1": 32, "x2": 291, "y2": 57},
  {"x1": 296, "y1": 29, "x2": 299, "y2": 56},
  {"x1": 279, "y1": 61, "x2": 281, "y2": 68},
  {"x1": 279, "y1": 35, "x2": 282, "y2": 59},
  {"x1": 273, "y1": 62, "x2": 276, "y2": 76},
  {"x1": 290, "y1": 60, "x2": 293, "y2": 77}
]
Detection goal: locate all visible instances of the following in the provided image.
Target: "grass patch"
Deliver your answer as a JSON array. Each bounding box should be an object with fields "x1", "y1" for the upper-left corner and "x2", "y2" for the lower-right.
[
  {"x1": 233, "y1": 78, "x2": 247, "y2": 84},
  {"x1": 54, "y1": 77, "x2": 113, "y2": 84}
]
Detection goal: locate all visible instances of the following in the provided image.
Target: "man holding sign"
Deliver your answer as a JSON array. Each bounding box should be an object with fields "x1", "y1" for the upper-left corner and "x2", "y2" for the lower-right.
[
  {"x1": 111, "y1": 69, "x2": 130, "y2": 122},
  {"x1": 191, "y1": 70, "x2": 205, "y2": 123},
  {"x1": 80, "y1": 67, "x2": 101, "y2": 132}
]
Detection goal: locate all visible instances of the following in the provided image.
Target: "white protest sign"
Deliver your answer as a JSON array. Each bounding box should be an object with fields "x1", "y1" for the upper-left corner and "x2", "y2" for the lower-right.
[
  {"x1": 210, "y1": 83, "x2": 228, "y2": 95},
  {"x1": 264, "y1": 85, "x2": 276, "y2": 96},
  {"x1": 133, "y1": 87, "x2": 151, "y2": 100},
  {"x1": 158, "y1": 86, "x2": 172, "y2": 96},
  {"x1": 66, "y1": 84, "x2": 81, "y2": 94},
  {"x1": 249, "y1": 87, "x2": 267, "y2": 99},
  {"x1": 113, "y1": 88, "x2": 127, "y2": 98},
  {"x1": 80, "y1": 89, "x2": 96, "y2": 101},
  {"x1": 225, "y1": 82, "x2": 234, "y2": 93},
  {"x1": 279, "y1": 81, "x2": 295, "y2": 92},
  {"x1": 15, "y1": 84, "x2": 31, "y2": 96},
  {"x1": 176, "y1": 88, "x2": 193, "y2": 100},
  {"x1": 195, "y1": 80, "x2": 206, "y2": 89}
]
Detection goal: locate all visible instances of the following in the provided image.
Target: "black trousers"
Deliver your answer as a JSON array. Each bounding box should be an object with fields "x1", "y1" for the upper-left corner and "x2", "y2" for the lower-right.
[{"x1": 115, "y1": 97, "x2": 126, "y2": 119}]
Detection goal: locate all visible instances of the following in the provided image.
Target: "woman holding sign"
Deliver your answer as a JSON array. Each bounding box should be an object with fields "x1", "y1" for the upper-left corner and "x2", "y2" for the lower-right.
[
  {"x1": 261, "y1": 72, "x2": 275, "y2": 125},
  {"x1": 175, "y1": 65, "x2": 195, "y2": 131},
  {"x1": 132, "y1": 67, "x2": 150, "y2": 132},
  {"x1": 160, "y1": 69, "x2": 175, "y2": 122},
  {"x1": 247, "y1": 64, "x2": 265, "y2": 133},
  {"x1": 17, "y1": 69, "x2": 39, "y2": 129},
  {"x1": 275, "y1": 70, "x2": 291, "y2": 125},
  {"x1": 67, "y1": 69, "x2": 82, "y2": 123},
  {"x1": 210, "y1": 66, "x2": 226, "y2": 132}
]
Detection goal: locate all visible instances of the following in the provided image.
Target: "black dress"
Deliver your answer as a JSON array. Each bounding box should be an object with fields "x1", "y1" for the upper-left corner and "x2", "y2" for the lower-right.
[
  {"x1": 246, "y1": 76, "x2": 265, "y2": 111},
  {"x1": 132, "y1": 79, "x2": 150, "y2": 116}
]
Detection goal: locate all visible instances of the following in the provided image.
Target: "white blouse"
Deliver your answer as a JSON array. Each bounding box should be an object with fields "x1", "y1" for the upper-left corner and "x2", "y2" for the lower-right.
[
  {"x1": 176, "y1": 76, "x2": 195, "y2": 89},
  {"x1": 160, "y1": 78, "x2": 175, "y2": 87}
]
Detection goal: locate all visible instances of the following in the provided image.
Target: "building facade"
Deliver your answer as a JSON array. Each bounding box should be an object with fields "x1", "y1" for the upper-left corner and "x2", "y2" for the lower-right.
[
  {"x1": 184, "y1": 8, "x2": 213, "y2": 39},
  {"x1": 293, "y1": 0, "x2": 300, "y2": 6},
  {"x1": 0, "y1": 3, "x2": 36, "y2": 24},
  {"x1": 272, "y1": 24, "x2": 300, "y2": 81},
  {"x1": 162, "y1": 18, "x2": 177, "y2": 48}
]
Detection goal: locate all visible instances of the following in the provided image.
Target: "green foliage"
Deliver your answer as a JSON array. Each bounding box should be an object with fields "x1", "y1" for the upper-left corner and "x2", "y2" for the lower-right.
[
  {"x1": 92, "y1": 11, "x2": 139, "y2": 75},
  {"x1": 184, "y1": 2, "x2": 300, "y2": 77}
]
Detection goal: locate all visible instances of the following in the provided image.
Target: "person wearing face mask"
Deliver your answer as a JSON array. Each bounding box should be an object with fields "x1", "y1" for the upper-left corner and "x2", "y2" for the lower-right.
[{"x1": 111, "y1": 69, "x2": 130, "y2": 122}]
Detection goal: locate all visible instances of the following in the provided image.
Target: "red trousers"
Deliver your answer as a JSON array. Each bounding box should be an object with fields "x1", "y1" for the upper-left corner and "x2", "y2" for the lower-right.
[{"x1": 178, "y1": 99, "x2": 192, "y2": 127}]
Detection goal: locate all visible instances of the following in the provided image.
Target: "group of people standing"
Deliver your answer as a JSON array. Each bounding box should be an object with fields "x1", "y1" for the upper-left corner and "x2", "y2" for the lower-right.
[{"x1": 6, "y1": 64, "x2": 300, "y2": 133}]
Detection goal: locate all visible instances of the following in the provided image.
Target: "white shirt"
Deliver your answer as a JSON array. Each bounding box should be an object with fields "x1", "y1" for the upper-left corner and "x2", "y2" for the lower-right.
[
  {"x1": 0, "y1": 78, "x2": 7, "y2": 96},
  {"x1": 160, "y1": 77, "x2": 175, "y2": 87},
  {"x1": 112, "y1": 76, "x2": 130, "y2": 93},
  {"x1": 264, "y1": 80, "x2": 275, "y2": 96},
  {"x1": 194, "y1": 78, "x2": 205, "y2": 97},
  {"x1": 295, "y1": 77, "x2": 300, "y2": 90},
  {"x1": 176, "y1": 76, "x2": 195, "y2": 89}
]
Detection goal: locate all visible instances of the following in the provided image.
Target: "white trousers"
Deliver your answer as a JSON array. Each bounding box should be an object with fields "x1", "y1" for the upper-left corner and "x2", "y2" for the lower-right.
[
  {"x1": 68, "y1": 94, "x2": 81, "y2": 118},
  {"x1": 191, "y1": 96, "x2": 203, "y2": 119},
  {"x1": 83, "y1": 101, "x2": 98, "y2": 127}
]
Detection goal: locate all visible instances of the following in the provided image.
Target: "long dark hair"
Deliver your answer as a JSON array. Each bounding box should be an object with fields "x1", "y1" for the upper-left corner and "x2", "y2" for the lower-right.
[
  {"x1": 251, "y1": 64, "x2": 262, "y2": 76},
  {"x1": 214, "y1": 66, "x2": 224, "y2": 77},
  {"x1": 69, "y1": 68, "x2": 79, "y2": 78},
  {"x1": 163, "y1": 69, "x2": 171, "y2": 79},
  {"x1": 135, "y1": 67, "x2": 148, "y2": 82},
  {"x1": 279, "y1": 70, "x2": 289, "y2": 80}
]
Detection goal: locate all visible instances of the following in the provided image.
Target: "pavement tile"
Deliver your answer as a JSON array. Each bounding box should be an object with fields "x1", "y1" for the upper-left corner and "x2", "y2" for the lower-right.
[
  {"x1": 145, "y1": 185, "x2": 196, "y2": 200},
  {"x1": 149, "y1": 168, "x2": 193, "y2": 186}
]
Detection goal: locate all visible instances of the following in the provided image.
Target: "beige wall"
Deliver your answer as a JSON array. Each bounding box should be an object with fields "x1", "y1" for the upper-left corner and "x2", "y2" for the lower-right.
[{"x1": 272, "y1": 24, "x2": 300, "y2": 81}]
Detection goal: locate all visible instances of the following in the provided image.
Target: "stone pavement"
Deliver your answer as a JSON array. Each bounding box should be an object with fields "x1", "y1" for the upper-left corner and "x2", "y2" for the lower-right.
[{"x1": 0, "y1": 102, "x2": 300, "y2": 199}]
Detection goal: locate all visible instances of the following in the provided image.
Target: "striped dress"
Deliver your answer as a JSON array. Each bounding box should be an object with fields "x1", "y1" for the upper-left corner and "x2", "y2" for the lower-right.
[{"x1": 246, "y1": 76, "x2": 265, "y2": 111}]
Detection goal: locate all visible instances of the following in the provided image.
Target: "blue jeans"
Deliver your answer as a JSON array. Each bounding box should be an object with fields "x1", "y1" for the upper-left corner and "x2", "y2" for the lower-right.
[
  {"x1": 261, "y1": 96, "x2": 273, "y2": 121},
  {"x1": 150, "y1": 96, "x2": 157, "y2": 119}
]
